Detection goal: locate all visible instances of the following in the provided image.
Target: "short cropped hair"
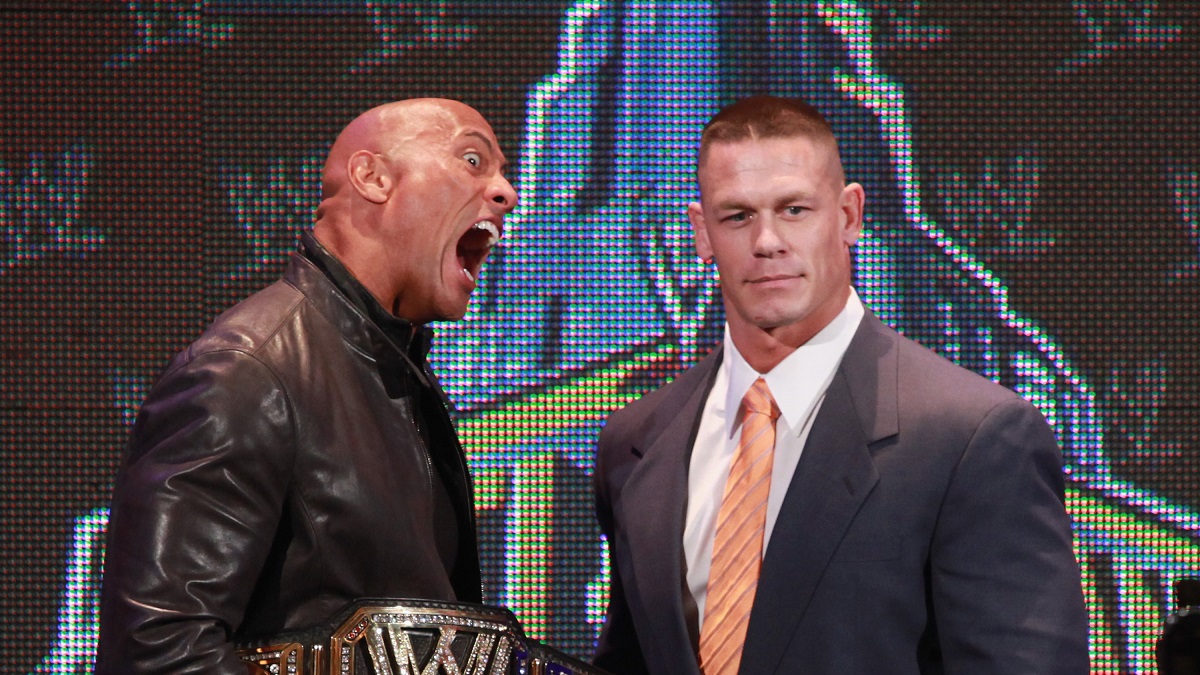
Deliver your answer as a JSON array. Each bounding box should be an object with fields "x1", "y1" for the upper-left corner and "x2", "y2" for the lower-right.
[{"x1": 697, "y1": 95, "x2": 839, "y2": 170}]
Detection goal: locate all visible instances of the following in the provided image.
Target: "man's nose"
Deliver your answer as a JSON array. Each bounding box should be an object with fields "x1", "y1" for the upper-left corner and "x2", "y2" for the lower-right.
[
  {"x1": 489, "y1": 174, "x2": 518, "y2": 213},
  {"x1": 752, "y1": 217, "x2": 786, "y2": 256}
]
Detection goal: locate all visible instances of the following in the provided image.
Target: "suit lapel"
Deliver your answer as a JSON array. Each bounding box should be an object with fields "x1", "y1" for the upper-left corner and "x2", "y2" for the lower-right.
[
  {"x1": 741, "y1": 313, "x2": 900, "y2": 673},
  {"x1": 615, "y1": 350, "x2": 722, "y2": 674}
]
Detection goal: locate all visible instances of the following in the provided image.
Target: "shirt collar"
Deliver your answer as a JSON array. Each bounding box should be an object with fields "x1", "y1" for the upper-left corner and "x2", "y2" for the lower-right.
[{"x1": 721, "y1": 289, "x2": 865, "y2": 438}]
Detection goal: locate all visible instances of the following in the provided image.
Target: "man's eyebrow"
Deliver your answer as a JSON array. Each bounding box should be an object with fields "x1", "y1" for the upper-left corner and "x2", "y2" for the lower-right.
[
  {"x1": 713, "y1": 198, "x2": 750, "y2": 211},
  {"x1": 774, "y1": 190, "x2": 816, "y2": 207},
  {"x1": 463, "y1": 130, "x2": 510, "y2": 172},
  {"x1": 712, "y1": 190, "x2": 813, "y2": 211},
  {"x1": 463, "y1": 130, "x2": 493, "y2": 150}
]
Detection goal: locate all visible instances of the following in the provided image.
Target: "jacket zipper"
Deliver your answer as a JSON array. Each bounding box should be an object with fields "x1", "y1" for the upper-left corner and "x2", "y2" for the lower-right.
[
  {"x1": 410, "y1": 397, "x2": 436, "y2": 512},
  {"x1": 424, "y1": 362, "x2": 477, "y2": 535}
]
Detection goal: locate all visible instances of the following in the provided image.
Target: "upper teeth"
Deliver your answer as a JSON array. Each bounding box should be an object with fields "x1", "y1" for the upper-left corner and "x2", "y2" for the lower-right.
[{"x1": 473, "y1": 221, "x2": 500, "y2": 247}]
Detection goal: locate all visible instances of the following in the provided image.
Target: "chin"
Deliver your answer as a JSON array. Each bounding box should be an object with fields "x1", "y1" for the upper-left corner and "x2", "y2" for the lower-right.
[
  {"x1": 435, "y1": 299, "x2": 472, "y2": 323},
  {"x1": 745, "y1": 304, "x2": 807, "y2": 328}
]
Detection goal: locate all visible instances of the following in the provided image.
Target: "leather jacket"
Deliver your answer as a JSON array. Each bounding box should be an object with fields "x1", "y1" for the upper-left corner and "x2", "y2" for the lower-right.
[{"x1": 97, "y1": 250, "x2": 482, "y2": 674}]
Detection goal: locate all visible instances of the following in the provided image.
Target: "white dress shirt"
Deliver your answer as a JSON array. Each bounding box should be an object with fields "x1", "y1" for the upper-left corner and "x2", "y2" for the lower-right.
[{"x1": 682, "y1": 289, "x2": 865, "y2": 632}]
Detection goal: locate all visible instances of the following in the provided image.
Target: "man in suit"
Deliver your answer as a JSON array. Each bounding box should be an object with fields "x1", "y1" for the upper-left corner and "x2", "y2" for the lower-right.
[{"x1": 592, "y1": 95, "x2": 1089, "y2": 674}]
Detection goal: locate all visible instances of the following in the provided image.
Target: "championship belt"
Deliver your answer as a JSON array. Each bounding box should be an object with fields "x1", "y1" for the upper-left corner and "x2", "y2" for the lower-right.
[{"x1": 236, "y1": 597, "x2": 609, "y2": 675}]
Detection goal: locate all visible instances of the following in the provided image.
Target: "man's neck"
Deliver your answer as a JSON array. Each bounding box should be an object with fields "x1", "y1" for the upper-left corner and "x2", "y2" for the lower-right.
[
  {"x1": 726, "y1": 288, "x2": 853, "y2": 373},
  {"x1": 727, "y1": 328, "x2": 807, "y2": 374}
]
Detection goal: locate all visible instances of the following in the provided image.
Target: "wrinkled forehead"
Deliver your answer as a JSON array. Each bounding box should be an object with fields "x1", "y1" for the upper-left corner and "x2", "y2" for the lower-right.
[
  {"x1": 382, "y1": 102, "x2": 499, "y2": 152},
  {"x1": 697, "y1": 134, "x2": 845, "y2": 187}
]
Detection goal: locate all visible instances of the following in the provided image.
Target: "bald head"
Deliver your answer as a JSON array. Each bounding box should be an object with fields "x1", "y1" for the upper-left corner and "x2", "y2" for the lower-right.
[
  {"x1": 321, "y1": 98, "x2": 492, "y2": 202},
  {"x1": 310, "y1": 98, "x2": 516, "y2": 324}
]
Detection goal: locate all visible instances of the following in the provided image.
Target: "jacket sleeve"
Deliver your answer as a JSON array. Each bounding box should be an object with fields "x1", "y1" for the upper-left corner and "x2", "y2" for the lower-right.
[
  {"x1": 591, "y1": 422, "x2": 652, "y2": 675},
  {"x1": 929, "y1": 396, "x2": 1090, "y2": 673},
  {"x1": 96, "y1": 349, "x2": 295, "y2": 675}
]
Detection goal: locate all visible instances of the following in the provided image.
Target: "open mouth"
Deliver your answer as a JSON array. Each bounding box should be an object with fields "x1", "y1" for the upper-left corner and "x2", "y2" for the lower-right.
[{"x1": 456, "y1": 220, "x2": 502, "y2": 283}]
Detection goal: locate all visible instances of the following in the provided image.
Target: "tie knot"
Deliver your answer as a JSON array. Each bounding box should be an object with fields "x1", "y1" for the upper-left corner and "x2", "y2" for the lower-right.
[{"x1": 743, "y1": 377, "x2": 779, "y2": 420}]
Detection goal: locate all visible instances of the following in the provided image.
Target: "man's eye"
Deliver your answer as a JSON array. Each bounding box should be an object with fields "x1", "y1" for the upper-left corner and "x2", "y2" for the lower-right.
[
  {"x1": 785, "y1": 206, "x2": 805, "y2": 216},
  {"x1": 464, "y1": 152, "x2": 482, "y2": 167}
]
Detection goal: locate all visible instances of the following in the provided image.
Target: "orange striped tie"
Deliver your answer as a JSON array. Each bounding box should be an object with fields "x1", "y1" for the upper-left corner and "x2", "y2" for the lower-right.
[{"x1": 698, "y1": 377, "x2": 779, "y2": 675}]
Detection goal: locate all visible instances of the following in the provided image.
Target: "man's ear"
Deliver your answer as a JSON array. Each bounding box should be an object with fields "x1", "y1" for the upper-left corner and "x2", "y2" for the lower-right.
[
  {"x1": 839, "y1": 182, "x2": 865, "y2": 247},
  {"x1": 346, "y1": 150, "x2": 393, "y2": 204},
  {"x1": 688, "y1": 201, "x2": 714, "y2": 262}
]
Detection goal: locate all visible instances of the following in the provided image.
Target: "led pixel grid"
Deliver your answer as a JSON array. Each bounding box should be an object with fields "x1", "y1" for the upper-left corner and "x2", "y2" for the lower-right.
[{"x1": 1, "y1": 1, "x2": 1197, "y2": 673}]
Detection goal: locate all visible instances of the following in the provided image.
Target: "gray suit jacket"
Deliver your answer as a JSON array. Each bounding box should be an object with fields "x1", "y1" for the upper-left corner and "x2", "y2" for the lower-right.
[{"x1": 593, "y1": 312, "x2": 1089, "y2": 674}]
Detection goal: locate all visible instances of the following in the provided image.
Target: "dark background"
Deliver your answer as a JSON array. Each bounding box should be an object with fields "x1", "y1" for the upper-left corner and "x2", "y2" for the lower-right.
[{"x1": 1, "y1": 1, "x2": 1196, "y2": 671}]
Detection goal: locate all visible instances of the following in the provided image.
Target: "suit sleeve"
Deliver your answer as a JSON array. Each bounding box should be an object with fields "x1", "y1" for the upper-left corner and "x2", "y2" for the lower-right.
[
  {"x1": 592, "y1": 422, "x2": 652, "y2": 675},
  {"x1": 96, "y1": 350, "x2": 294, "y2": 675},
  {"x1": 930, "y1": 396, "x2": 1090, "y2": 673}
]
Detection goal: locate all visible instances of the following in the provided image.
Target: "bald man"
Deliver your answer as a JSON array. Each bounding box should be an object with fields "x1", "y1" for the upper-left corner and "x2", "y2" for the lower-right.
[{"x1": 97, "y1": 99, "x2": 517, "y2": 674}]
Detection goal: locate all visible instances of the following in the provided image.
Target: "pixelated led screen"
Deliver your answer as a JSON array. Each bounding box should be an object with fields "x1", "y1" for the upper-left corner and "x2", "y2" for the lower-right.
[{"x1": 2, "y1": 1, "x2": 1198, "y2": 672}]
